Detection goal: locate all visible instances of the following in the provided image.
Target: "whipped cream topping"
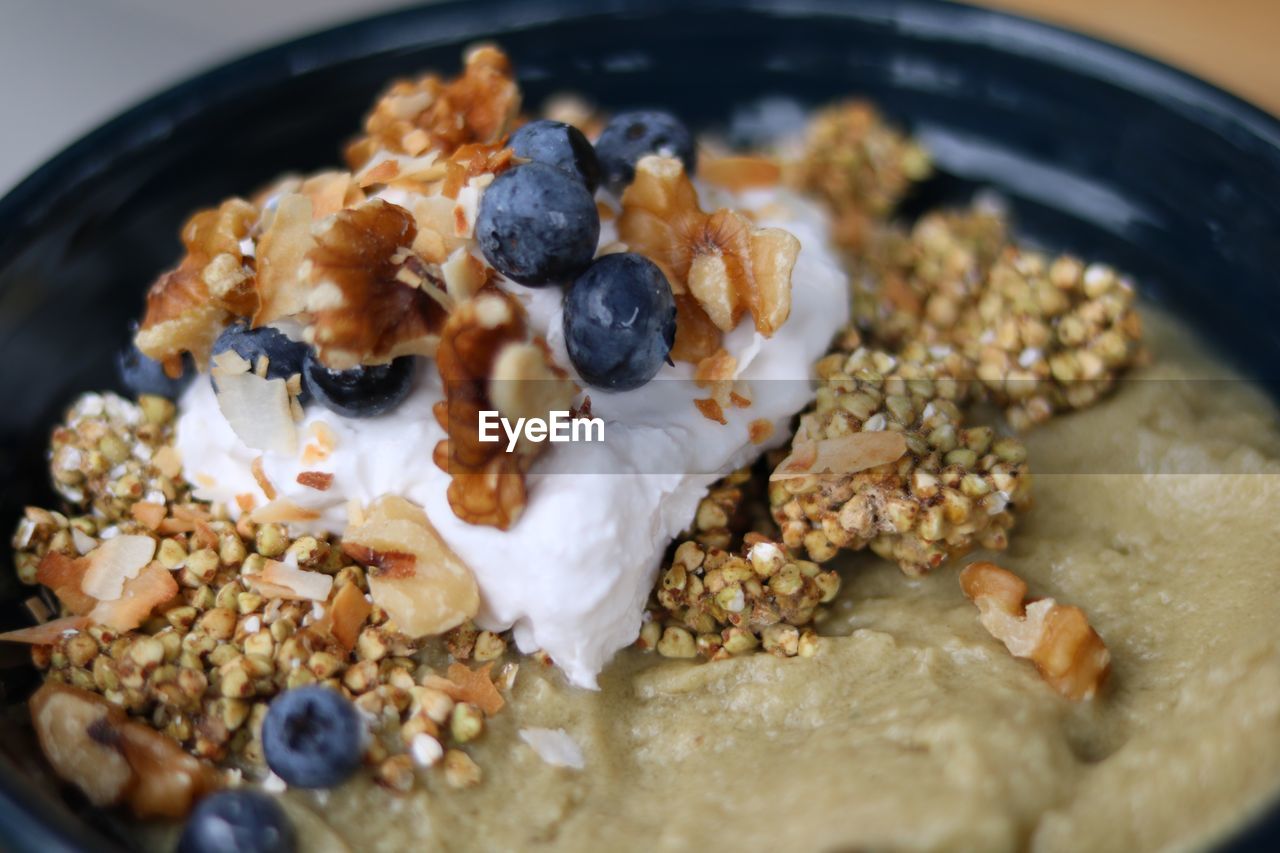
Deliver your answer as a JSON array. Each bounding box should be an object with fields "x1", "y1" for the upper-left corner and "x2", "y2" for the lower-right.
[{"x1": 175, "y1": 186, "x2": 849, "y2": 687}]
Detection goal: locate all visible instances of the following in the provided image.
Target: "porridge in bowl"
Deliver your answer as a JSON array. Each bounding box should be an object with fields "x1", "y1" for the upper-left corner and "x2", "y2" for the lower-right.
[{"x1": 5, "y1": 45, "x2": 1280, "y2": 853}]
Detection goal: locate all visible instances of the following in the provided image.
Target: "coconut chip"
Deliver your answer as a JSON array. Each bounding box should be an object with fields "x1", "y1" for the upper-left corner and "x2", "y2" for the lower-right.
[
  {"x1": 770, "y1": 432, "x2": 908, "y2": 481},
  {"x1": 446, "y1": 662, "x2": 504, "y2": 715},
  {"x1": 80, "y1": 535, "x2": 158, "y2": 601},
  {"x1": 88, "y1": 564, "x2": 178, "y2": 632},
  {"x1": 0, "y1": 616, "x2": 90, "y2": 645},
  {"x1": 247, "y1": 560, "x2": 334, "y2": 602},
  {"x1": 212, "y1": 369, "x2": 297, "y2": 455},
  {"x1": 518, "y1": 727, "x2": 585, "y2": 770},
  {"x1": 35, "y1": 553, "x2": 96, "y2": 615}
]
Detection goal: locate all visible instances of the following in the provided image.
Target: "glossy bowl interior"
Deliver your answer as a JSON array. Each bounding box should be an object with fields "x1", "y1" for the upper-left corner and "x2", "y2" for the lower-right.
[{"x1": 0, "y1": 0, "x2": 1278, "y2": 849}]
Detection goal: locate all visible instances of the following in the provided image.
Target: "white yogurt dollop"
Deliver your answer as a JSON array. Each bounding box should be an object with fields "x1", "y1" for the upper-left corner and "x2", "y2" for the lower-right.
[{"x1": 175, "y1": 187, "x2": 848, "y2": 687}]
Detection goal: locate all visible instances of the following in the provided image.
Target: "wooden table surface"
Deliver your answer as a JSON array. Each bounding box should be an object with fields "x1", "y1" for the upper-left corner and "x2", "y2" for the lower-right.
[{"x1": 981, "y1": 0, "x2": 1279, "y2": 115}]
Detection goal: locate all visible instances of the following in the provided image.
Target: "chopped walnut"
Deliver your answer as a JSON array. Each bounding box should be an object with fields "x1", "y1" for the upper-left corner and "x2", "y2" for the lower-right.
[
  {"x1": 343, "y1": 496, "x2": 480, "y2": 637},
  {"x1": 618, "y1": 155, "x2": 799, "y2": 347},
  {"x1": 30, "y1": 682, "x2": 220, "y2": 817},
  {"x1": 305, "y1": 199, "x2": 449, "y2": 369},
  {"x1": 135, "y1": 199, "x2": 258, "y2": 369},
  {"x1": 345, "y1": 44, "x2": 520, "y2": 169},
  {"x1": 959, "y1": 561, "x2": 1111, "y2": 701},
  {"x1": 434, "y1": 292, "x2": 557, "y2": 529}
]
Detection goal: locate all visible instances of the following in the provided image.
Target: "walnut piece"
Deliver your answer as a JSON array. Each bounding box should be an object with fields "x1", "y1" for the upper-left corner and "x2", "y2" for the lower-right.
[
  {"x1": 345, "y1": 44, "x2": 520, "y2": 168},
  {"x1": 30, "y1": 682, "x2": 219, "y2": 818},
  {"x1": 135, "y1": 199, "x2": 258, "y2": 369},
  {"x1": 959, "y1": 561, "x2": 1111, "y2": 701},
  {"x1": 343, "y1": 496, "x2": 480, "y2": 636},
  {"x1": 618, "y1": 155, "x2": 799, "y2": 345},
  {"x1": 305, "y1": 199, "x2": 449, "y2": 369},
  {"x1": 433, "y1": 292, "x2": 554, "y2": 529}
]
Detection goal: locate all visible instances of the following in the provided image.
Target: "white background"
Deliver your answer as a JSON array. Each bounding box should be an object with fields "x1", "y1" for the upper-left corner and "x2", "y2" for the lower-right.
[{"x1": 0, "y1": 0, "x2": 411, "y2": 193}]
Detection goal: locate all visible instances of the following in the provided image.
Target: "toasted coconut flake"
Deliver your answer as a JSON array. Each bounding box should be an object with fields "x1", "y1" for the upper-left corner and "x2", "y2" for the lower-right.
[
  {"x1": 251, "y1": 456, "x2": 277, "y2": 500},
  {"x1": 81, "y1": 535, "x2": 158, "y2": 602},
  {"x1": 0, "y1": 616, "x2": 89, "y2": 645},
  {"x1": 213, "y1": 370, "x2": 297, "y2": 455},
  {"x1": 296, "y1": 471, "x2": 334, "y2": 491},
  {"x1": 250, "y1": 499, "x2": 322, "y2": 524},
  {"x1": 299, "y1": 171, "x2": 366, "y2": 218},
  {"x1": 749, "y1": 418, "x2": 775, "y2": 444},
  {"x1": 35, "y1": 553, "x2": 96, "y2": 615},
  {"x1": 249, "y1": 560, "x2": 333, "y2": 602},
  {"x1": 440, "y1": 248, "x2": 489, "y2": 301},
  {"x1": 770, "y1": 432, "x2": 908, "y2": 481},
  {"x1": 344, "y1": 497, "x2": 479, "y2": 637},
  {"x1": 694, "y1": 398, "x2": 727, "y2": 425},
  {"x1": 254, "y1": 193, "x2": 317, "y2": 325},
  {"x1": 89, "y1": 564, "x2": 178, "y2": 632},
  {"x1": 446, "y1": 662, "x2": 504, "y2": 715},
  {"x1": 325, "y1": 581, "x2": 373, "y2": 651},
  {"x1": 960, "y1": 561, "x2": 1111, "y2": 701},
  {"x1": 518, "y1": 727, "x2": 585, "y2": 769},
  {"x1": 699, "y1": 154, "x2": 782, "y2": 191},
  {"x1": 130, "y1": 502, "x2": 166, "y2": 530}
]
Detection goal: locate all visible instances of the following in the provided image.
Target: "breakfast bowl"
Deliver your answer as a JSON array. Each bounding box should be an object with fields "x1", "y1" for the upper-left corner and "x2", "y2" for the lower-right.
[{"x1": 1, "y1": 0, "x2": 1278, "y2": 850}]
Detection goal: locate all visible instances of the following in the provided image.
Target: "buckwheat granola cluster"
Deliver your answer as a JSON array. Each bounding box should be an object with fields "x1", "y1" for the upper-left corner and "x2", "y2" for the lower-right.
[
  {"x1": 769, "y1": 343, "x2": 1032, "y2": 574},
  {"x1": 642, "y1": 469, "x2": 838, "y2": 661},
  {"x1": 8, "y1": 393, "x2": 517, "y2": 805}
]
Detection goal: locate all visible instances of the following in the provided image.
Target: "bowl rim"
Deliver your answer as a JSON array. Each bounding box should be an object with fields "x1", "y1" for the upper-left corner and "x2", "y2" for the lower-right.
[
  {"x1": 2, "y1": 0, "x2": 1279, "y2": 266},
  {"x1": 1, "y1": 0, "x2": 1278, "y2": 851}
]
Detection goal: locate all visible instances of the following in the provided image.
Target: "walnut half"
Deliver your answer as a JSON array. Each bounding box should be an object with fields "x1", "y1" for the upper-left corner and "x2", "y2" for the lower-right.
[
  {"x1": 959, "y1": 561, "x2": 1110, "y2": 701},
  {"x1": 30, "y1": 682, "x2": 220, "y2": 818},
  {"x1": 434, "y1": 291, "x2": 566, "y2": 529},
  {"x1": 618, "y1": 155, "x2": 798, "y2": 349}
]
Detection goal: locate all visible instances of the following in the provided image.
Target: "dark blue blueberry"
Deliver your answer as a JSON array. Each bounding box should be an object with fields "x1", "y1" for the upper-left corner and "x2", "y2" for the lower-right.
[
  {"x1": 117, "y1": 325, "x2": 194, "y2": 399},
  {"x1": 262, "y1": 686, "x2": 363, "y2": 788},
  {"x1": 594, "y1": 111, "x2": 696, "y2": 194},
  {"x1": 302, "y1": 352, "x2": 414, "y2": 418},
  {"x1": 178, "y1": 789, "x2": 296, "y2": 853},
  {"x1": 509, "y1": 120, "x2": 601, "y2": 192},
  {"x1": 475, "y1": 162, "x2": 600, "y2": 287},
  {"x1": 211, "y1": 323, "x2": 311, "y2": 404},
  {"x1": 563, "y1": 253, "x2": 676, "y2": 391}
]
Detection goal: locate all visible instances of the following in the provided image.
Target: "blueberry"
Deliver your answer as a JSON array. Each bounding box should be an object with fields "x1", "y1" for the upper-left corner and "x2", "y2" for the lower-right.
[
  {"x1": 178, "y1": 790, "x2": 295, "y2": 853},
  {"x1": 563, "y1": 253, "x2": 676, "y2": 391},
  {"x1": 117, "y1": 325, "x2": 194, "y2": 399},
  {"x1": 302, "y1": 352, "x2": 414, "y2": 418},
  {"x1": 262, "y1": 686, "x2": 363, "y2": 788},
  {"x1": 509, "y1": 120, "x2": 601, "y2": 191},
  {"x1": 475, "y1": 162, "x2": 600, "y2": 287},
  {"x1": 594, "y1": 111, "x2": 696, "y2": 194},
  {"x1": 211, "y1": 322, "x2": 311, "y2": 404}
]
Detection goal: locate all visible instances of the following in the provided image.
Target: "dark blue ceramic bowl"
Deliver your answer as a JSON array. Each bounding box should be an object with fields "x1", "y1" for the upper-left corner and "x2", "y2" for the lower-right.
[{"x1": 0, "y1": 1, "x2": 1277, "y2": 849}]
